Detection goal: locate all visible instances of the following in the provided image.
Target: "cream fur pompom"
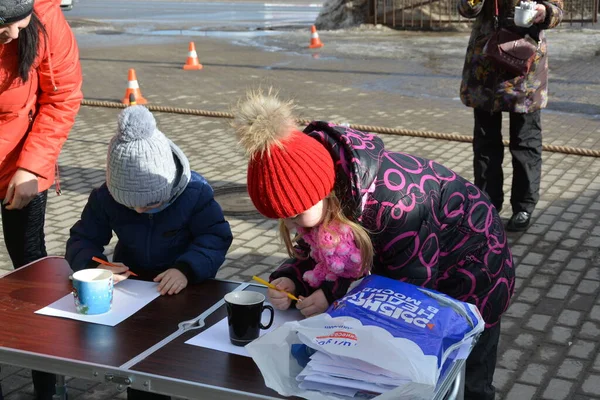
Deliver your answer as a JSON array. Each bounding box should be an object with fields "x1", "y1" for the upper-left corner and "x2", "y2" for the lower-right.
[{"x1": 231, "y1": 88, "x2": 297, "y2": 156}]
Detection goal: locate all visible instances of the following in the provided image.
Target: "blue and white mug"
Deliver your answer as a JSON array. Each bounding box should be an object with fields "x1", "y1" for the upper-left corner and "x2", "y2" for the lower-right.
[{"x1": 72, "y1": 269, "x2": 114, "y2": 315}]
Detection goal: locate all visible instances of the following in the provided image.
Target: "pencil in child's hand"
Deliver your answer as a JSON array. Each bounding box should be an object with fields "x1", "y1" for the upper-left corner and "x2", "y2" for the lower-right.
[
  {"x1": 252, "y1": 275, "x2": 299, "y2": 301},
  {"x1": 91, "y1": 257, "x2": 139, "y2": 277}
]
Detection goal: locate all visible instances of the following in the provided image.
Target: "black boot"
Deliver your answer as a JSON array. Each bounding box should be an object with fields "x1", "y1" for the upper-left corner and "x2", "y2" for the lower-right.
[{"x1": 506, "y1": 211, "x2": 531, "y2": 232}]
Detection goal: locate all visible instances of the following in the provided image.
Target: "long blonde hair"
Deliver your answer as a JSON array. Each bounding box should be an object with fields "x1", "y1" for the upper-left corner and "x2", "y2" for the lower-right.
[{"x1": 279, "y1": 191, "x2": 374, "y2": 275}]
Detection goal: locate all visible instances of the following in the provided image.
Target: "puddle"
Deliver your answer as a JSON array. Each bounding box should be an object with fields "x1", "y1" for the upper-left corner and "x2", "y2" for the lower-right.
[
  {"x1": 145, "y1": 29, "x2": 282, "y2": 38},
  {"x1": 95, "y1": 29, "x2": 125, "y2": 35}
]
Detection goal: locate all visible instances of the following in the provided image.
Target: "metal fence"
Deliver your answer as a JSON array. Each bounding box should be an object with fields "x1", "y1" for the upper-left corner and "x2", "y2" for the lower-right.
[{"x1": 367, "y1": 0, "x2": 598, "y2": 29}]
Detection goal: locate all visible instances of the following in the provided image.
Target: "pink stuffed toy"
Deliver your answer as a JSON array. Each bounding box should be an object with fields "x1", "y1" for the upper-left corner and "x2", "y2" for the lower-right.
[{"x1": 298, "y1": 221, "x2": 363, "y2": 288}]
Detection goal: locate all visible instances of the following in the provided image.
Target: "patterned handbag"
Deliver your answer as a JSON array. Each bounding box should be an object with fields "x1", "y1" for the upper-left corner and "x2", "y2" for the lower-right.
[{"x1": 483, "y1": 0, "x2": 538, "y2": 76}]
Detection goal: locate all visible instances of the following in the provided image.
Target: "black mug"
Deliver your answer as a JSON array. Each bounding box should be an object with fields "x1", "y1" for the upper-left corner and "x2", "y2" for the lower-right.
[{"x1": 224, "y1": 291, "x2": 275, "y2": 346}]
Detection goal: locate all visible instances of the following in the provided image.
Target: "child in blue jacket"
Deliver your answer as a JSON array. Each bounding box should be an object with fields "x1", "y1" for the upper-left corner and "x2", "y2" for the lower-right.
[{"x1": 66, "y1": 106, "x2": 233, "y2": 296}]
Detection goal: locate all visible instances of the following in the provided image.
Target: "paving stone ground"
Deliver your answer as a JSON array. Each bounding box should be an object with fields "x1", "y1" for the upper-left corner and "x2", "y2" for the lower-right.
[{"x1": 1, "y1": 25, "x2": 600, "y2": 400}]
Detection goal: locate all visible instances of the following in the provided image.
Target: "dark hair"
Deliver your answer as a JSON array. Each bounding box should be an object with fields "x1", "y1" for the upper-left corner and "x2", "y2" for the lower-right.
[{"x1": 17, "y1": 12, "x2": 47, "y2": 82}]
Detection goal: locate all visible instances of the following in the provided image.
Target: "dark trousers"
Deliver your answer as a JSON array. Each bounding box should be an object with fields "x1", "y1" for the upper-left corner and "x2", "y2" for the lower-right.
[
  {"x1": 473, "y1": 108, "x2": 542, "y2": 214},
  {"x1": 465, "y1": 322, "x2": 501, "y2": 400},
  {"x1": 1, "y1": 191, "x2": 57, "y2": 400},
  {"x1": 127, "y1": 388, "x2": 170, "y2": 400}
]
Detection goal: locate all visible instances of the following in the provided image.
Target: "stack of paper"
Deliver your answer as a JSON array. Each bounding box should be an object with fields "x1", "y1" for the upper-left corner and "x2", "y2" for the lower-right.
[{"x1": 296, "y1": 351, "x2": 410, "y2": 398}]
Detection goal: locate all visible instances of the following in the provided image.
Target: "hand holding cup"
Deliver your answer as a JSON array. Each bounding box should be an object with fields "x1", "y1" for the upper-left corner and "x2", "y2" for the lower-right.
[{"x1": 514, "y1": 1, "x2": 541, "y2": 27}]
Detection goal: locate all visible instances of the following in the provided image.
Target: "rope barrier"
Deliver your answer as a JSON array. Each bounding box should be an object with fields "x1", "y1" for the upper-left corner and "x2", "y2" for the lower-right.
[{"x1": 81, "y1": 99, "x2": 600, "y2": 158}]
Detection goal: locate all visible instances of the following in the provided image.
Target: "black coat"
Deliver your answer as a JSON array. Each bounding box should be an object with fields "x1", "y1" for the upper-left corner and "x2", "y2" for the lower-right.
[{"x1": 271, "y1": 122, "x2": 514, "y2": 327}]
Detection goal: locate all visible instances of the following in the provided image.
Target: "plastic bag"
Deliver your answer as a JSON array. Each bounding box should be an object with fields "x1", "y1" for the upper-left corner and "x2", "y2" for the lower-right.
[{"x1": 247, "y1": 275, "x2": 484, "y2": 399}]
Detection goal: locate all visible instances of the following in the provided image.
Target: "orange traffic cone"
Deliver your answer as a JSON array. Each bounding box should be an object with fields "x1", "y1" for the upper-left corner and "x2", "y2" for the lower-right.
[
  {"x1": 122, "y1": 69, "x2": 147, "y2": 105},
  {"x1": 308, "y1": 25, "x2": 324, "y2": 49},
  {"x1": 183, "y1": 41, "x2": 203, "y2": 70}
]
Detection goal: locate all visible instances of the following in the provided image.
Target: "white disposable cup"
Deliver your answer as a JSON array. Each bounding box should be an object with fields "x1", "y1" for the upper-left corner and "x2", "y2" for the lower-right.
[{"x1": 514, "y1": 6, "x2": 537, "y2": 27}]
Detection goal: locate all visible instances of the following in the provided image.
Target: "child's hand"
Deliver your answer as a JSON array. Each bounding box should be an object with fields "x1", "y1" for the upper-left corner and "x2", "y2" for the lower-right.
[
  {"x1": 154, "y1": 268, "x2": 188, "y2": 295},
  {"x1": 267, "y1": 277, "x2": 296, "y2": 310},
  {"x1": 98, "y1": 262, "x2": 131, "y2": 283},
  {"x1": 296, "y1": 289, "x2": 329, "y2": 318}
]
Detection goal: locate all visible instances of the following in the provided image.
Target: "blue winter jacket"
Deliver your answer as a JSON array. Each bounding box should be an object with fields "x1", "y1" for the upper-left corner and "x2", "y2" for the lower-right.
[{"x1": 65, "y1": 172, "x2": 233, "y2": 283}]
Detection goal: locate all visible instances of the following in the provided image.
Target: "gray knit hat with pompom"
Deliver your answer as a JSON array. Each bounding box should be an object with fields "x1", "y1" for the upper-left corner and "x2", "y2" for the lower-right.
[
  {"x1": 106, "y1": 106, "x2": 177, "y2": 208},
  {"x1": 0, "y1": 0, "x2": 34, "y2": 24}
]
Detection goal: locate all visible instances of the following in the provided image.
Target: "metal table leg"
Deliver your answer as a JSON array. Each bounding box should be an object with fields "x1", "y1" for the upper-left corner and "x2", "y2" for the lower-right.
[
  {"x1": 456, "y1": 362, "x2": 466, "y2": 400},
  {"x1": 52, "y1": 375, "x2": 67, "y2": 400},
  {"x1": 445, "y1": 362, "x2": 466, "y2": 400}
]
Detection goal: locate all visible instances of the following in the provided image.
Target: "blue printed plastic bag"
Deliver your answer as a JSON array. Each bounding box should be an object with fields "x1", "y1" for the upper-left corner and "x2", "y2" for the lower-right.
[
  {"x1": 327, "y1": 275, "x2": 484, "y2": 383},
  {"x1": 247, "y1": 275, "x2": 484, "y2": 400}
]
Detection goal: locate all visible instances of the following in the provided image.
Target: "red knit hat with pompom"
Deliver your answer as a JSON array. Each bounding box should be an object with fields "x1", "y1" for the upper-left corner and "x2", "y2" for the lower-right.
[{"x1": 233, "y1": 90, "x2": 335, "y2": 219}]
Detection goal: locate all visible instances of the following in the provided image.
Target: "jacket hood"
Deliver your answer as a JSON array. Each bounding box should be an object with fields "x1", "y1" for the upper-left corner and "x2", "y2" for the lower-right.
[
  {"x1": 303, "y1": 121, "x2": 384, "y2": 221},
  {"x1": 169, "y1": 140, "x2": 191, "y2": 202}
]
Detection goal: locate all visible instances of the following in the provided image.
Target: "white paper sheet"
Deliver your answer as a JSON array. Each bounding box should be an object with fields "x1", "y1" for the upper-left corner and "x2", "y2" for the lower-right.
[
  {"x1": 185, "y1": 307, "x2": 302, "y2": 357},
  {"x1": 300, "y1": 373, "x2": 397, "y2": 395},
  {"x1": 302, "y1": 361, "x2": 410, "y2": 387},
  {"x1": 309, "y1": 351, "x2": 407, "y2": 380},
  {"x1": 298, "y1": 380, "x2": 358, "y2": 397},
  {"x1": 35, "y1": 280, "x2": 161, "y2": 326},
  {"x1": 292, "y1": 335, "x2": 474, "y2": 398}
]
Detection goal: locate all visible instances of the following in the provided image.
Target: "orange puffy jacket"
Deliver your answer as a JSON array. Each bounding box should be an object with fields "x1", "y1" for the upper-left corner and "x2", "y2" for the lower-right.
[{"x1": 0, "y1": 0, "x2": 83, "y2": 199}]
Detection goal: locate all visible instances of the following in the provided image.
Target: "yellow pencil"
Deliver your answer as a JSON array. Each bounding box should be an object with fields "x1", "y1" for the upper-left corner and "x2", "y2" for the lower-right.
[{"x1": 252, "y1": 275, "x2": 299, "y2": 301}]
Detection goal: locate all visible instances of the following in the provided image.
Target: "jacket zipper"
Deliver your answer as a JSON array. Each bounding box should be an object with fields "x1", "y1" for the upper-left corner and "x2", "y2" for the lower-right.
[{"x1": 146, "y1": 213, "x2": 154, "y2": 267}]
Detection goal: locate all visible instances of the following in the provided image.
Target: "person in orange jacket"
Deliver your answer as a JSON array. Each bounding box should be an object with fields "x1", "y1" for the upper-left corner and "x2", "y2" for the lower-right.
[{"x1": 0, "y1": 0, "x2": 82, "y2": 399}]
